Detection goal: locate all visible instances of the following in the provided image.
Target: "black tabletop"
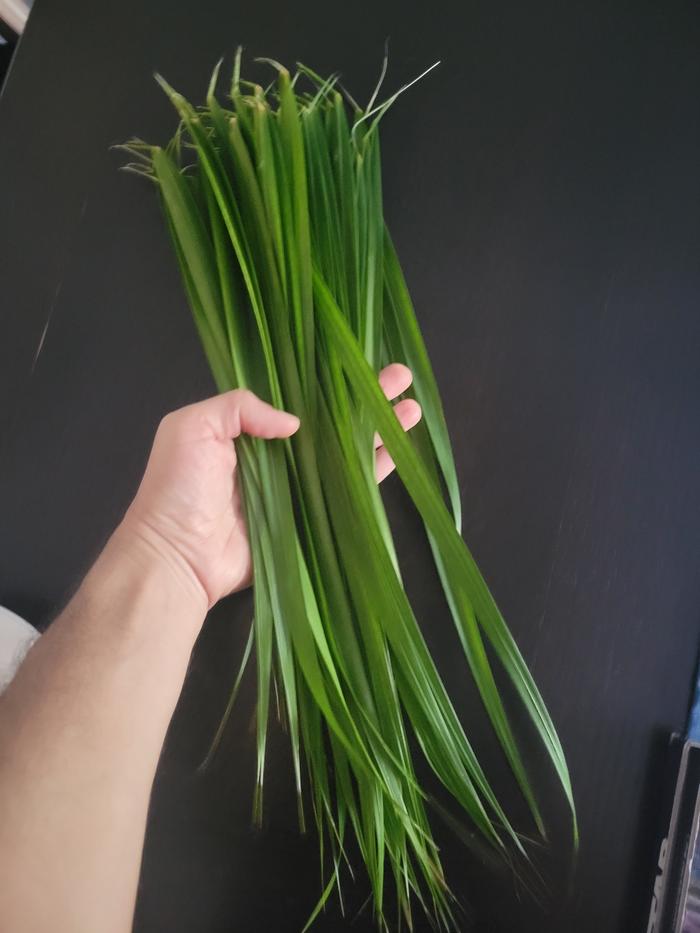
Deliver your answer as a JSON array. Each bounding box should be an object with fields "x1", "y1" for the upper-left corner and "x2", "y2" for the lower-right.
[{"x1": 1, "y1": 2, "x2": 699, "y2": 931}]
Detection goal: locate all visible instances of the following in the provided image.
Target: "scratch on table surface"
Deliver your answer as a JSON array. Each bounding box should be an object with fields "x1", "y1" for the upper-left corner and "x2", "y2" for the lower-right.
[
  {"x1": 31, "y1": 284, "x2": 61, "y2": 372},
  {"x1": 30, "y1": 196, "x2": 89, "y2": 374}
]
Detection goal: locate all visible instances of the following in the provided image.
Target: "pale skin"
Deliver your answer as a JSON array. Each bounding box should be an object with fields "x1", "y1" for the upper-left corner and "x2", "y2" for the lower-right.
[{"x1": 0, "y1": 363, "x2": 421, "y2": 933}]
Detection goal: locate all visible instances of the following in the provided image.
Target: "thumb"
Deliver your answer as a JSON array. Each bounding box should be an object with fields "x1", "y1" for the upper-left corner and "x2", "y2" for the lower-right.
[{"x1": 179, "y1": 389, "x2": 300, "y2": 441}]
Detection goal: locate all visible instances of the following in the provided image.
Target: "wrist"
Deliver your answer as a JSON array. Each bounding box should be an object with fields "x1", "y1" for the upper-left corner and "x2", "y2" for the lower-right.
[{"x1": 104, "y1": 519, "x2": 210, "y2": 631}]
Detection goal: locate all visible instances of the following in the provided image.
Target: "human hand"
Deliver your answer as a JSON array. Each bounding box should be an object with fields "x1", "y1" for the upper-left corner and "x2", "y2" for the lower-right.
[{"x1": 120, "y1": 364, "x2": 421, "y2": 610}]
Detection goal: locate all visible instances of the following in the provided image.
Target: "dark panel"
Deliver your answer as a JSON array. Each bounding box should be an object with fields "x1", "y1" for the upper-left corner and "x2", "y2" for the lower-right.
[{"x1": 1, "y1": 1, "x2": 699, "y2": 931}]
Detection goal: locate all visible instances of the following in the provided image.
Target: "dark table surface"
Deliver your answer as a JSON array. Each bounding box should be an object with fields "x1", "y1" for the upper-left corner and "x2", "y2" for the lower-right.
[{"x1": 1, "y1": 1, "x2": 699, "y2": 931}]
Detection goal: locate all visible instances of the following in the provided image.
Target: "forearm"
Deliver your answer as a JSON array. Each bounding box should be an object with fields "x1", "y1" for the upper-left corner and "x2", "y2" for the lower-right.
[{"x1": 0, "y1": 525, "x2": 206, "y2": 933}]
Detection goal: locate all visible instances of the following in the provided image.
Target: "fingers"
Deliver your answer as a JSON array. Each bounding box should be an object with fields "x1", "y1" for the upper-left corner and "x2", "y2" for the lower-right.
[
  {"x1": 374, "y1": 364, "x2": 420, "y2": 481},
  {"x1": 375, "y1": 447, "x2": 396, "y2": 484},
  {"x1": 374, "y1": 398, "x2": 421, "y2": 449},
  {"x1": 378, "y1": 363, "x2": 413, "y2": 401},
  {"x1": 178, "y1": 366, "x2": 411, "y2": 444},
  {"x1": 174, "y1": 389, "x2": 300, "y2": 441},
  {"x1": 165, "y1": 363, "x2": 416, "y2": 471},
  {"x1": 375, "y1": 398, "x2": 422, "y2": 483}
]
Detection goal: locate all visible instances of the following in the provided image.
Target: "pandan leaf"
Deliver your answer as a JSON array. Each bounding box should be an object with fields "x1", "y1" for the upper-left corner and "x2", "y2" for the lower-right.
[{"x1": 123, "y1": 51, "x2": 576, "y2": 930}]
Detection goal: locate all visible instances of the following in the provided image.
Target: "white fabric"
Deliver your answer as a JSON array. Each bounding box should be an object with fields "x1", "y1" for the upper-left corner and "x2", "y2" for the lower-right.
[
  {"x1": 0, "y1": 605, "x2": 39, "y2": 692},
  {"x1": 0, "y1": 0, "x2": 30, "y2": 34}
]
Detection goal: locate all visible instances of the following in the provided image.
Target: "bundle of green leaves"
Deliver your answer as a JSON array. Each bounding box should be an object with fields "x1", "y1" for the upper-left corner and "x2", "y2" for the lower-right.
[{"x1": 122, "y1": 51, "x2": 576, "y2": 930}]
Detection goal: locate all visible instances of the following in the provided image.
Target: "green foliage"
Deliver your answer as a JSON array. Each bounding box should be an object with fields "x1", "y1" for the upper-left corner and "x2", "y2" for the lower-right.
[{"x1": 121, "y1": 51, "x2": 576, "y2": 929}]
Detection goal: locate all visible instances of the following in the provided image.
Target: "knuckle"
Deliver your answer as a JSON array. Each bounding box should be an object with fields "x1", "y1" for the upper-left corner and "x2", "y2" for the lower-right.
[
  {"x1": 158, "y1": 406, "x2": 192, "y2": 437},
  {"x1": 158, "y1": 410, "x2": 179, "y2": 431},
  {"x1": 157, "y1": 412, "x2": 174, "y2": 434},
  {"x1": 230, "y1": 388, "x2": 253, "y2": 405}
]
